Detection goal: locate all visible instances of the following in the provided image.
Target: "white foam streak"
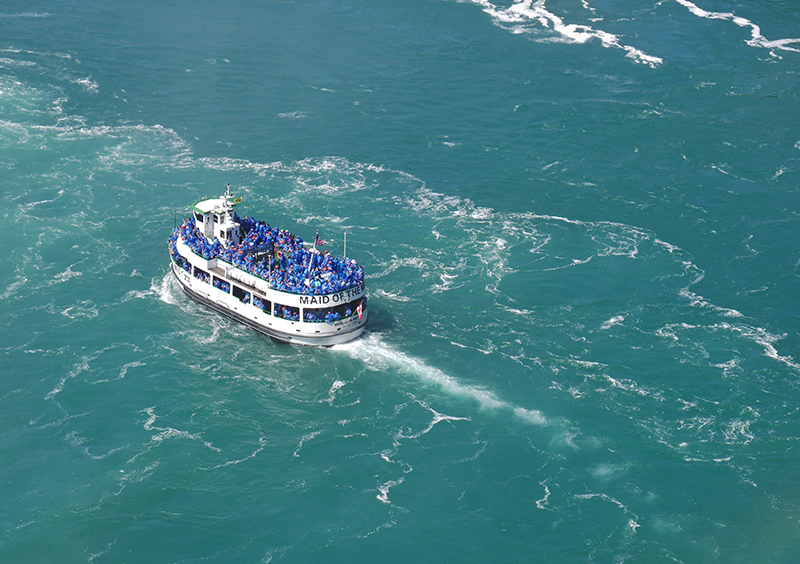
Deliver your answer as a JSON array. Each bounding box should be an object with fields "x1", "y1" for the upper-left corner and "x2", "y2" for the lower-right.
[
  {"x1": 376, "y1": 477, "x2": 405, "y2": 504},
  {"x1": 398, "y1": 405, "x2": 470, "y2": 441},
  {"x1": 60, "y1": 300, "x2": 99, "y2": 320},
  {"x1": 680, "y1": 288, "x2": 743, "y2": 317},
  {"x1": 600, "y1": 315, "x2": 624, "y2": 330},
  {"x1": 0, "y1": 12, "x2": 52, "y2": 18},
  {"x1": 155, "y1": 272, "x2": 178, "y2": 304},
  {"x1": 514, "y1": 407, "x2": 549, "y2": 425},
  {"x1": 575, "y1": 491, "x2": 640, "y2": 531},
  {"x1": 293, "y1": 430, "x2": 322, "y2": 457},
  {"x1": 714, "y1": 323, "x2": 800, "y2": 371},
  {"x1": 367, "y1": 255, "x2": 430, "y2": 280},
  {"x1": 52, "y1": 265, "x2": 82, "y2": 284},
  {"x1": 675, "y1": 0, "x2": 800, "y2": 54},
  {"x1": 535, "y1": 482, "x2": 551, "y2": 509},
  {"x1": 203, "y1": 436, "x2": 268, "y2": 470},
  {"x1": 723, "y1": 419, "x2": 755, "y2": 444},
  {"x1": 335, "y1": 333, "x2": 504, "y2": 409},
  {"x1": 46, "y1": 356, "x2": 91, "y2": 399},
  {"x1": 371, "y1": 289, "x2": 411, "y2": 302},
  {"x1": 118, "y1": 361, "x2": 145, "y2": 379},
  {"x1": 0, "y1": 275, "x2": 27, "y2": 300},
  {"x1": 469, "y1": 0, "x2": 662, "y2": 67},
  {"x1": 334, "y1": 333, "x2": 550, "y2": 426},
  {"x1": 140, "y1": 407, "x2": 220, "y2": 453},
  {"x1": 325, "y1": 380, "x2": 347, "y2": 405}
]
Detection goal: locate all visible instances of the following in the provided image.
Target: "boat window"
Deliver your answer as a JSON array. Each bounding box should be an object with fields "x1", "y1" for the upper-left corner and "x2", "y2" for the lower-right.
[
  {"x1": 303, "y1": 306, "x2": 340, "y2": 323},
  {"x1": 303, "y1": 297, "x2": 366, "y2": 323},
  {"x1": 175, "y1": 256, "x2": 191, "y2": 273},
  {"x1": 232, "y1": 285, "x2": 250, "y2": 303},
  {"x1": 252, "y1": 294, "x2": 270, "y2": 313},
  {"x1": 194, "y1": 212, "x2": 203, "y2": 223},
  {"x1": 274, "y1": 303, "x2": 299, "y2": 321},
  {"x1": 194, "y1": 267, "x2": 210, "y2": 284},
  {"x1": 212, "y1": 276, "x2": 230, "y2": 293},
  {"x1": 343, "y1": 296, "x2": 366, "y2": 319}
]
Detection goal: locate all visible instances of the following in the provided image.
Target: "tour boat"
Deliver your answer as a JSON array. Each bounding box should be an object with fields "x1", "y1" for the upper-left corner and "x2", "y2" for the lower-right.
[{"x1": 168, "y1": 185, "x2": 367, "y2": 345}]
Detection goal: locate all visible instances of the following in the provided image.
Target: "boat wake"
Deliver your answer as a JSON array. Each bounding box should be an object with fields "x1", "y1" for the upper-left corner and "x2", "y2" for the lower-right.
[{"x1": 333, "y1": 332, "x2": 550, "y2": 427}]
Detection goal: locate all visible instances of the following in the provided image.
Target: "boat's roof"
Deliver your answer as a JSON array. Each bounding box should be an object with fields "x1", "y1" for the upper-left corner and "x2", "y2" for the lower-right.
[{"x1": 192, "y1": 196, "x2": 233, "y2": 214}]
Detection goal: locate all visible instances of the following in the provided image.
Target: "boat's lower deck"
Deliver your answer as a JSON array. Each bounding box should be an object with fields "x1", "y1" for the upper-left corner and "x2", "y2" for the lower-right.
[{"x1": 171, "y1": 260, "x2": 367, "y2": 346}]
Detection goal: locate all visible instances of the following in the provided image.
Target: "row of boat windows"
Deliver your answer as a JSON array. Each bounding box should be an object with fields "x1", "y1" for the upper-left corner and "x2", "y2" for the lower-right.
[{"x1": 184, "y1": 261, "x2": 364, "y2": 323}]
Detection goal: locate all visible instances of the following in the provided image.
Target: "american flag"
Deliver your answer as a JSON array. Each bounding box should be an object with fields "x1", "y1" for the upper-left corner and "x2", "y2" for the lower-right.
[{"x1": 314, "y1": 229, "x2": 326, "y2": 246}]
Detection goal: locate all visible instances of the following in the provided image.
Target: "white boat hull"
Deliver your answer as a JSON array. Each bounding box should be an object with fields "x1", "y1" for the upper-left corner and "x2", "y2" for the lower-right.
[{"x1": 170, "y1": 259, "x2": 368, "y2": 346}]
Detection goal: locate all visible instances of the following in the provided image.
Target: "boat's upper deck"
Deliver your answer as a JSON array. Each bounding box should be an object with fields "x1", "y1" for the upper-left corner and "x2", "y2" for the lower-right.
[{"x1": 170, "y1": 191, "x2": 365, "y2": 297}]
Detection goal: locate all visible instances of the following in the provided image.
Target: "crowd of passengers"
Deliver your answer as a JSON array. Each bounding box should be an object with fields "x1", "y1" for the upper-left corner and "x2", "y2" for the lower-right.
[{"x1": 170, "y1": 216, "x2": 364, "y2": 296}]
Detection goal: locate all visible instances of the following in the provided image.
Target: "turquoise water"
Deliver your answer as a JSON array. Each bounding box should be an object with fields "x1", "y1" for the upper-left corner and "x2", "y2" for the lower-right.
[{"x1": 3, "y1": 1, "x2": 800, "y2": 562}]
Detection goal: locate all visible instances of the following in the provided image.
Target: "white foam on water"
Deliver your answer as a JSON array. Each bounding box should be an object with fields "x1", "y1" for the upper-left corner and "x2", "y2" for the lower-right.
[
  {"x1": 723, "y1": 419, "x2": 755, "y2": 445},
  {"x1": 154, "y1": 272, "x2": 179, "y2": 305},
  {"x1": 60, "y1": 300, "x2": 99, "y2": 320},
  {"x1": 367, "y1": 255, "x2": 431, "y2": 280},
  {"x1": 202, "y1": 436, "x2": 268, "y2": 470},
  {"x1": 65, "y1": 430, "x2": 128, "y2": 461},
  {"x1": 514, "y1": 407, "x2": 548, "y2": 425},
  {"x1": 396, "y1": 403, "x2": 471, "y2": 442},
  {"x1": 504, "y1": 307, "x2": 534, "y2": 316},
  {"x1": 51, "y1": 265, "x2": 83, "y2": 284},
  {"x1": 0, "y1": 12, "x2": 52, "y2": 18},
  {"x1": 574, "y1": 492, "x2": 640, "y2": 532},
  {"x1": 675, "y1": 0, "x2": 800, "y2": 54},
  {"x1": 45, "y1": 355, "x2": 92, "y2": 399},
  {"x1": 475, "y1": 234, "x2": 514, "y2": 290},
  {"x1": 679, "y1": 287, "x2": 743, "y2": 317},
  {"x1": 131, "y1": 407, "x2": 220, "y2": 462},
  {"x1": 713, "y1": 357, "x2": 739, "y2": 378},
  {"x1": 466, "y1": 0, "x2": 663, "y2": 67},
  {"x1": 277, "y1": 111, "x2": 309, "y2": 119},
  {"x1": 323, "y1": 379, "x2": 350, "y2": 406},
  {"x1": 118, "y1": 361, "x2": 146, "y2": 380},
  {"x1": 713, "y1": 322, "x2": 800, "y2": 371},
  {"x1": 431, "y1": 272, "x2": 459, "y2": 293},
  {"x1": 333, "y1": 332, "x2": 550, "y2": 426},
  {"x1": 120, "y1": 273, "x2": 178, "y2": 306},
  {"x1": 600, "y1": 315, "x2": 624, "y2": 330},
  {"x1": 773, "y1": 166, "x2": 788, "y2": 180},
  {"x1": 654, "y1": 238, "x2": 680, "y2": 253},
  {"x1": 660, "y1": 314, "x2": 799, "y2": 371},
  {"x1": 189, "y1": 321, "x2": 223, "y2": 346},
  {"x1": 371, "y1": 288, "x2": 412, "y2": 302},
  {"x1": 602, "y1": 374, "x2": 662, "y2": 400},
  {"x1": 376, "y1": 477, "x2": 405, "y2": 504},
  {"x1": 514, "y1": 212, "x2": 584, "y2": 226},
  {"x1": 87, "y1": 540, "x2": 118, "y2": 563},
  {"x1": 0, "y1": 57, "x2": 38, "y2": 69},
  {"x1": 73, "y1": 76, "x2": 99, "y2": 93},
  {"x1": 535, "y1": 481, "x2": 551, "y2": 509},
  {"x1": 293, "y1": 430, "x2": 322, "y2": 458},
  {"x1": 0, "y1": 275, "x2": 27, "y2": 300}
]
